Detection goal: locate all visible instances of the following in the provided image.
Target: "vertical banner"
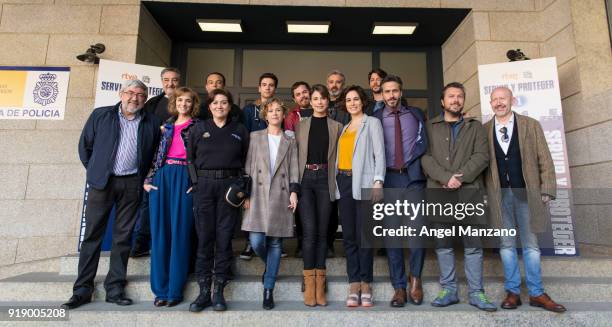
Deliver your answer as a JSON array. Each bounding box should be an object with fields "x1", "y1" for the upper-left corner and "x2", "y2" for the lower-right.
[
  {"x1": 478, "y1": 57, "x2": 577, "y2": 256},
  {"x1": 0, "y1": 66, "x2": 70, "y2": 120},
  {"x1": 79, "y1": 60, "x2": 164, "y2": 251}
]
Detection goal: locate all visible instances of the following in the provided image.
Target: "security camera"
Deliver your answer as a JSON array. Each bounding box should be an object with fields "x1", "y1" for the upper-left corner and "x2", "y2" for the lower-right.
[
  {"x1": 76, "y1": 43, "x2": 106, "y2": 64},
  {"x1": 506, "y1": 49, "x2": 529, "y2": 62}
]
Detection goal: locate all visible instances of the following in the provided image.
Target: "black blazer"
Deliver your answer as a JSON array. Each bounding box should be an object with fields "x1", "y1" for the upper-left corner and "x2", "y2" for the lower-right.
[{"x1": 143, "y1": 92, "x2": 171, "y2": 122}]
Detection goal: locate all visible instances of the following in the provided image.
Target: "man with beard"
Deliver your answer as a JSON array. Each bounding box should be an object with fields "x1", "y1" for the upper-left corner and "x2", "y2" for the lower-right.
[
  {"x1": 63, "y1": 80, "x2": 161, "y2": 309},
  {"x1": 485, "y1": 87, "x2": 566, "y2": 313},
  {"x1": 131, "y1": 67, "x2": 181, "y2": 257},
  {"x1": 373, "y1": 75, "x2": 427, "y2": 307},
  {"x1": 421, "y1": 82, "x2": 496, "y2": 312},
  {"x1": 284, "y1": 81, "x2": 313, "y2": 137},
  {"x1": 199, "y1": 72, "x2": 243, "y2": 123},
  {"x1": 365, "y1": 68, "x2": 387, "y2": 115},
  {"x1": 326, "y1": 70, "x2": 350, "y2": 126}
]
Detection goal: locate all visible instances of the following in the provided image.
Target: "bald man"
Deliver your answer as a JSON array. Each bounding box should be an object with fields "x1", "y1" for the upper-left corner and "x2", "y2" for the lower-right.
[{"x1": 484, "y1": 87, "x2": 566, "y2": 313}]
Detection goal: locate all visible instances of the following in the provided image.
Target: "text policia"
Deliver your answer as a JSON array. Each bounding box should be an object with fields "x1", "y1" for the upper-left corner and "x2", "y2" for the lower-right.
[{"x1": 372, "y1": 199, "x2": 486, "y2": 221}]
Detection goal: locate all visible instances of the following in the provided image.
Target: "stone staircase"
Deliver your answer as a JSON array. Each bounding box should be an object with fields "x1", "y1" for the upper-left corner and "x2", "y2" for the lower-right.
[{"x1": 1, "y1": 243, "x2": 612, "y2": 326}]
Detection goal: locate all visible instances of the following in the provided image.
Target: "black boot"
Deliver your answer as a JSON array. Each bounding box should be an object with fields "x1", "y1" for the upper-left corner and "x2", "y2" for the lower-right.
[
  {"x1": 263, "y1": 288, "x2": 274, "y2": 310},
  {"x1": 212, "y1": 278, "x2": 227, "y2": 311},
  {"x1": 189, "y1": 277, "x2": 212, "y2": 312}
]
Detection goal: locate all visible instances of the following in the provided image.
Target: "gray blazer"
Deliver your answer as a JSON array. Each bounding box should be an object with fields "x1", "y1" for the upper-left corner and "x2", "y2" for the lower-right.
[
  {"x1": 241, "y1": 129, "x2": 299, "y2": 238},
  {"x1": 335, "y1": 115, "x2": 386, "y2": 200},
  {"x1": 295, "y1": 117, "x2": 343, "y2": 201}
]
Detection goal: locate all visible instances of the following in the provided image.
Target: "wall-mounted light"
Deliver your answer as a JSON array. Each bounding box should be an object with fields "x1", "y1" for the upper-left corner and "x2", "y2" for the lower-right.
[
  {"x1": 287, "y1": 21, "x2": 330, "y2": 34},
  {"x1": 76, "y1": 43, "x2": 105, "y2": 64},
  {"x1": 197, "y1": 19, "x2": 242, "y2": 32},
  {"x1": 372, "y1": 22, "x2": 418, "y2": 35}
]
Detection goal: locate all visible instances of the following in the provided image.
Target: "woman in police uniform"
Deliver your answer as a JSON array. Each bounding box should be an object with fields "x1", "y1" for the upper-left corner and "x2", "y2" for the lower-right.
[{"x1": 187, "y1": 88, "x2": 249, "y2": 313}]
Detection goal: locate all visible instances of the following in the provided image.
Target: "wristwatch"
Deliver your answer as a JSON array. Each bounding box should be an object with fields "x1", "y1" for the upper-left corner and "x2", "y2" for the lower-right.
[{"x1": 374, "y1": 180, "x2": 384, "y2": 186}]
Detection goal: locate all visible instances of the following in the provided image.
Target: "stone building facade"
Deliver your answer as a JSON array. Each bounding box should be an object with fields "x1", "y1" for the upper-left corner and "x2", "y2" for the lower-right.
[{"x1": 0, "y1": 0, "x2": 610, "y2": 266}]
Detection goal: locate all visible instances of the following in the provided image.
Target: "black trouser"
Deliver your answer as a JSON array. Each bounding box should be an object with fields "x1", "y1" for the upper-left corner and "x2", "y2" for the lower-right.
[
  {"x1": 193, "y1": 176, "x2": 239, "y2": 281},
  {"x1": 295, "y1": 211, "x2": 303, "y2": 249},
  {"x1": 337, "y1": 174, "x2": 373, "y2": 283},
  {"x1": 132, "y1": 191, "x2": 151, "y2": 249},
  {"x1": 73, "y1": 175, "x2": 141, "y2": 298},
  {"x1": 299, "y1": 169, "x2": 332, "y2": 269},
  {"x1": 327, "y1": 201, "x2": 339, "y2": 249}
]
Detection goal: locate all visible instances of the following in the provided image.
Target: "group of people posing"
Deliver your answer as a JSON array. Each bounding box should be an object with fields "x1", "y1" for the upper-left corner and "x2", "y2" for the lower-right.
[{"x1": 62, "y1": 67, "x2": 566, "y2": 315}]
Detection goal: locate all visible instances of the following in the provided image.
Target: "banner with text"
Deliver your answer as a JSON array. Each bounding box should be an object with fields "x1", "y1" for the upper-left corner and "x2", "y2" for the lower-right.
[
  {"x1": 94, "y1": 59, "x2": 164, "y2": 108},
  {"x1": 0, "y1": 66, "x2": 70, "y2": 120},
  {"x1": 478, "y1": 57, "x2": 577, "y2": 256}
]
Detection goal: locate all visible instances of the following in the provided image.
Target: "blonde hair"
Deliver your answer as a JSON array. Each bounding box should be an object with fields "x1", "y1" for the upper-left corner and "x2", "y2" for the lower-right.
[{"x1": 260, "y1": 97, "x2": 289, "y2": 121}]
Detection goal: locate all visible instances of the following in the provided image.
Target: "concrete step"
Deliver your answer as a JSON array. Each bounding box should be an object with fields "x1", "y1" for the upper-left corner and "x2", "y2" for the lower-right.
[
  {"x1": 2, "y1": 272, "x2": 611, "y2": 304},
  {"x1": 58, "y1": 253, "x2": 612, "y2": 278},
  {"x1": 1, "y1": 301, "x2": 612, "y2": 327}
]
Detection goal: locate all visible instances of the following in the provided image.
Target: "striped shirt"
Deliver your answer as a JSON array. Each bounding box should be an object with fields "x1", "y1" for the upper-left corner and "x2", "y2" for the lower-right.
[{"x1": 112, "y1": 106, "x2": 142, "y2": 176}]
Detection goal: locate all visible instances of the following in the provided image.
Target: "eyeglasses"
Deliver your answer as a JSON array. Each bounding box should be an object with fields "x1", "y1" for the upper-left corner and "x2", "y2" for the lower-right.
[
  {"x1": 499, "y1": 126, "x2": 509, "y2": 143},
  {"x1": 123, "y1": 91, "x2": 147, "y2": 99}
]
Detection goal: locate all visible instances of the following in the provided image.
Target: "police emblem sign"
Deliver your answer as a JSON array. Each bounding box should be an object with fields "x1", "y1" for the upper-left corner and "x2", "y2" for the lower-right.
[{"x1": 0, "y1": 66, "x2": 70, "y2": 120}]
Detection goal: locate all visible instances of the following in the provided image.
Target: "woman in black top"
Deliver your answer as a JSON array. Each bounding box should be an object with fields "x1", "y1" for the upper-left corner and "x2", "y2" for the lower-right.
[
  {"x1": 294, "y1": 84, "x2": 343, "y2": 306},
  {"x1": 187, "y1": 88, "x2": 249, "y2": 313}
]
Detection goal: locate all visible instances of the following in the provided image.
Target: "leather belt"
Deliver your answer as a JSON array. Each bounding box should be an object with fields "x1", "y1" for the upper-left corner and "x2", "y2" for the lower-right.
[
  {"x1": 166, "y1": 159, "x2": 187, "y2": 166},
  {"x1": 112, "y1": 173, "x2": 137, "y2": 178},
  {"x1": 305, "y1": 163, "x2": 328, "y2": 171},
  {"x1": 386, "y1": 167, "x2": 408, "y2": 174},
  {"x1": 337, "y1": 169, "x2": 353, "y2": 176},
  {"x1": 197, "y1": 169, "x2": 240, "y2": 179}
]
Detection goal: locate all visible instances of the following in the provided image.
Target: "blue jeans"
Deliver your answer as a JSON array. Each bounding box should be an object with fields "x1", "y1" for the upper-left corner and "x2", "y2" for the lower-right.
[
  {"x1": 249, "y1": 232, "x2": 283, "y2": 289},
  {"x1": 499, "y1": 190, "x2": 544, "y2": 297}
]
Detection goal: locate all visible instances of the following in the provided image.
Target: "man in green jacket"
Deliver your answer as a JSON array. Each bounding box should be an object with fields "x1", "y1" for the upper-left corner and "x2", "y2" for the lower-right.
[{"x1": 421, "y1": 82, "x2": 496, "y2": 312}]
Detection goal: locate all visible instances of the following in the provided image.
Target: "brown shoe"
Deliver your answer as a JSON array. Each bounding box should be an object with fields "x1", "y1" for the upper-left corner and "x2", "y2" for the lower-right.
[
  {"x1": 529, "y1": 293, "x2": 566, "y2": 313},
  {"x1": 501, "y1": 292, "x2": 522, "y2": 309},
  {"x1": 408, "y1": 275, "x2": 423, "y2": 305},
  {"x1": 303, "y1": 269, "x2": 316, "y2": 307},
  {"x1": 390, "y1": 288, "x2": 407, "y2": 307},
  {"x1": 315, "y1": 269, "x2": 327, "y2": 306}
]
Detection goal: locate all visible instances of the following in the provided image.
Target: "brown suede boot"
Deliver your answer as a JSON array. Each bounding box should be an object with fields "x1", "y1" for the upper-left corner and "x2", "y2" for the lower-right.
[
  {"x1": 303, "y1": 269, "x2": 316, "y2": 306},
  {"x1": 315, "y1": 269, "x2": 327, "y2": 306}
]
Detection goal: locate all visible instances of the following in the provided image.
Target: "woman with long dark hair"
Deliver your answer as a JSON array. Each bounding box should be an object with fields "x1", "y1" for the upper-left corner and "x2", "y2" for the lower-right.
[{"x1": 335, "y1": 85, "x2": 386, "y2": 307}]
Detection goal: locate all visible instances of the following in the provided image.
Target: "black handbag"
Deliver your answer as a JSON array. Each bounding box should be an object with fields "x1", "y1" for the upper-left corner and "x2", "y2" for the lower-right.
[{"x1": 225, "y1": 174, "x2": 252, "y2": 207}]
